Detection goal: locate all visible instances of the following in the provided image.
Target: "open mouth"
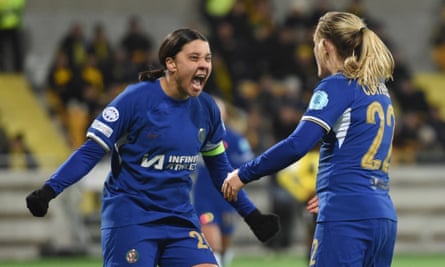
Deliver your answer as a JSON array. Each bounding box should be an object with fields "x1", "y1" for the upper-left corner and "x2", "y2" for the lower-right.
[{"x1": 192, "y1": 74, "x2": 206, "y2": 89}]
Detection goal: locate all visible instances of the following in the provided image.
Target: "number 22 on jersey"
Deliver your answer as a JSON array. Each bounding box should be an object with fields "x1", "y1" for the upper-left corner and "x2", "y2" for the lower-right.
[{"x1": 361, "y1": 102, "x2": 395, "y2": 173}]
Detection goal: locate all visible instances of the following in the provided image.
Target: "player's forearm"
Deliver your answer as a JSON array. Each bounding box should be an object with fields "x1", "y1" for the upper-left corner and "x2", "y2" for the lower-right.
[
  {"x1": 203, "y1": 153, "x2": 256, "y2": 217},
  {"x1": 45, "y1": 138, "x2": 106, "y2": 195},
  {"x1": 239, "y1": 120, "x2": 325, "y2": 183}
]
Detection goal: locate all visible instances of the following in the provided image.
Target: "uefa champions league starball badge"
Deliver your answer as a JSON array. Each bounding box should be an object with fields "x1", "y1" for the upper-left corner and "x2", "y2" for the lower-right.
[{"x1": 126, "y1": 248, "x2": 139, "y2": 263}]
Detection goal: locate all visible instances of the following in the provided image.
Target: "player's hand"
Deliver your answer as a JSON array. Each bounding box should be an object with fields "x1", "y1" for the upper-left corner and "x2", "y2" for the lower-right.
[
  {"x1": 306, "y1": 195, "x2": 319, "y2": 214},
  {"x1": 222, "y1": 169, "x2": 244, "y2": 202},
  {"x1": 244, "y1": 209, "x2": 281, "y2": 243},
  {"x1": 26, "y1": 185, "x2": 56, "y2": 217}
]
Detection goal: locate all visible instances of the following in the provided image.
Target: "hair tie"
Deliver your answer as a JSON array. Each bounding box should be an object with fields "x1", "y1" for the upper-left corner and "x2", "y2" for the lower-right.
[{"x1": 359, "y1": 27, "x2": 366, "y2": 34}]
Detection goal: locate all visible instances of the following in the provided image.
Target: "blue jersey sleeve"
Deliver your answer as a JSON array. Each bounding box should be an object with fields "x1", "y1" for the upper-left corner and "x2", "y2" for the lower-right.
[
  {"x1": 238, "y1": 120, "x2": 325, "y2": 183},
  {"x1": 45, "y1": 139, "x2": 106, "y2": 195},
  {"x1": 199, "y1": 94, "x2": 227, "y2": 153},
  {"x1": 86, "y1": 83, "x2": 141, "y2": 151}
]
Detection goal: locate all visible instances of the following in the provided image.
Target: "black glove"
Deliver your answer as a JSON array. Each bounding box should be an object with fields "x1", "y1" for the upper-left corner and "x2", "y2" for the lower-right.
[
  {"x1": 26, "y1": 185, "x2": 56, "y2": 217},
  {"x1": 244, "y1": 209, "x2": 280, "y2": 243}
]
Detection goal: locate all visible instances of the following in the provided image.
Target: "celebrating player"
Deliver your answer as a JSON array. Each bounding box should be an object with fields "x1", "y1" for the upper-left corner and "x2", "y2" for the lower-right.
[
  {"x1": 222, "y1": 11, "x2": 397, "y2": 267},
  {"x1": 26, "y1": 28, "x2": 279, "y2": 267}
]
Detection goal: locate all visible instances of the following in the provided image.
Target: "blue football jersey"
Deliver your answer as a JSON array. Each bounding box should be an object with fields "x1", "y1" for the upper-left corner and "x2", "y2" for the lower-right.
[
  {"x1": 87, "y1": 79, "x2": 226, "y2": 229},
  {"x1": 302, "y1": 73, "x2": 397, "y2": 222}
]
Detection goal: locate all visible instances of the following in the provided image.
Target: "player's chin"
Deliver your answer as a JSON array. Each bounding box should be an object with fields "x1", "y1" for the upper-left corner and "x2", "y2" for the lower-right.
[
  {"x1": 189, "y1": 83, "x2": 206, "y2": 96},
  {"x1": 186, "y1": 88, "x2": 202, "y2": 97}
]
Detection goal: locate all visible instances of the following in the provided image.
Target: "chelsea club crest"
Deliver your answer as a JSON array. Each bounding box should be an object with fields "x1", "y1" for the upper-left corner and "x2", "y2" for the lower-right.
[
  {"x1": 198, "y1": 128, "x2": 206, "y2": 143},
  {"x1": 126, "y1": 248, "x2": 139, "y2": 263}
]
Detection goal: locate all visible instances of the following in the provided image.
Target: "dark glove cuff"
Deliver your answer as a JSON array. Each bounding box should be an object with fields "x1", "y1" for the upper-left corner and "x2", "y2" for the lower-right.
[
  {"x1": 244, "y1": 208, "x2": 281, "y2": 243},
  {"x1": 244, "y1": 208, "x2": 261, "y2": 223},
  {"x1": 40, "y1": 185, "x2": 56, "y2": 201}
]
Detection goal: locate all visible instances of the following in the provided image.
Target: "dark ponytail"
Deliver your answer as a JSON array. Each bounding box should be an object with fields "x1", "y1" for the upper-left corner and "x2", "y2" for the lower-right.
[{"x1": 138, "y1": 68, "x2": 165, "y2": 81}]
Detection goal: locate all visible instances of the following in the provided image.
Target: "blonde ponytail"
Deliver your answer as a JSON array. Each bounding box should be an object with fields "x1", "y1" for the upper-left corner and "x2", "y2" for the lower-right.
[
  {"x1": 317, "y1": 12, "x2": 394, "y2": 94},
  {"x1": 344, "y1": 27, "x2": 394, "y2": 94}
]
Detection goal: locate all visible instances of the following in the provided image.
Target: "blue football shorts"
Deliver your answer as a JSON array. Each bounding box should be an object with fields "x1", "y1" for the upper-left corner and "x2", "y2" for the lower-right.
[
  {"x1": 102, "y1": 221, "x2": 218, "y2": 267},
  {"x1": 309, "y1": 218, "x2": 397, "y2": 267}
]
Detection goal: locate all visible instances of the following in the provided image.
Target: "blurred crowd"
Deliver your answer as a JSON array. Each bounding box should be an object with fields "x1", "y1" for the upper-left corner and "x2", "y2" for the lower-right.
[
  {"x1": 44, "y1": 15, "x2": 155, "y2": 149},
  {"x1": 1, "y1": 0, "x2": 445, "y2": 170},
  {"x1": 197, "y1": 0, "x2": 445, "y2": 165}
]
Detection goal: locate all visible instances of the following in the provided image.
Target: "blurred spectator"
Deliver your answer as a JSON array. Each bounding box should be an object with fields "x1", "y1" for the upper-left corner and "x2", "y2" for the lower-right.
[
  {"x1": 224, "y1": 0, "x2": 253, "y2": 40},
  {"x1": 426, "y1": 105, "x2": 445, "y2": 150},
  {"x1": 344, "y1": 0, "x2": 379, "y2": 29},
  {"x1": 387, "y1": 49, "x2": 412, "y2": 93},
  {"x1": 0, "y1": 0, "x2": 25, "y2": 72},
  {"x1": 283, "y1": 0, "x2": 311, "y2": 29},
  {"x1": 393, "y1": 112, "x2": 425, "y2": 163},
  {"x1": 107, "y1": 47, "x2": 138, "y2": 87},
  {"x1": 45, "y1": 51, "x2": 84, "y2": 126},
  {"x1": 0, "y1": 111, "x2": 11, "y2": 168},
  {"x1": 266, "y1": 176, "x2": 299, "y2": 250},
  {"x1": 87, "y1": 23, "x2": 114, "y2": 89},
  {"x1": 246, "y1": 74, "x2": 277, "y2": 113},
  {"x1": 345, "y1": 0, "x2": 367, "y2": 16},
  {"x1": 263, "y1": 24, "x2": 299, "y2": 80},
  {"x1": 394, "y1": 109, "x2": 445, "y2": 163},
  {"x1": 282, "y1": 0, "x2": 313, "y2": 85},
  {"x1": 248, "y1": 0, "x2": 275, "y2": 42},
  {"x1": 8, "y1": 132, "x2": 38, "y2": 170},
  {"x1": 119, "y1": 15, "x2": 155, "y2": 70},
  {"x1": 58, "y1": 22, "x2": 89, "y2": 70},
  {"x1": 80, "y1": 53, "x2": 104, "y2": 94},
  {"x1": 393, "y1": 77, "x2": 430, "y2": 115},
  {"x1": 307, "y1": 0, "x2": 331, "y2": 26},
  {"x1": 65, "y1": 100, "x2": 89, "y2": 149},
  {"x1": 244, "y1": 101, "x2": 274, "y2": 154},
  {"x1": 66, "y1": 52, "x2": 104, "y2": 149},
  {"x1": 203, "y1": 52, "x2": 231, "y2": 100},
  {"x1": 247, "y1": 0, "x2": 277, "y2": 78},
  {"x1": 82, "y1": 82, "x2": 104, "y2": 123},
  {"x1": 293, "y1": 41, "x2": 318, "y2": 97},
  {"x1": 270, "y1": 86, "x2": 304, "y2": 141},
  {"x1": 212, "y1": 21, "x2": 254, "y2": 95}
]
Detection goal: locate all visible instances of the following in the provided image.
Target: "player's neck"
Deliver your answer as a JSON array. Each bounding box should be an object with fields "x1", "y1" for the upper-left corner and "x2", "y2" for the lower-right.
[{"x1": 160, "y1": 76, "x2": 189, "y2": 100}]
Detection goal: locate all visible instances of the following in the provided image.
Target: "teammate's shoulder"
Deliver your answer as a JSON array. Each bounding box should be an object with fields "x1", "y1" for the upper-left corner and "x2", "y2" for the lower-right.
[
  {"x1": 317, "y1": 73, "x2": 356, "y2": 91},
  {"x1": 320, "y1": 73, "x2": 349, "y2": 85}
]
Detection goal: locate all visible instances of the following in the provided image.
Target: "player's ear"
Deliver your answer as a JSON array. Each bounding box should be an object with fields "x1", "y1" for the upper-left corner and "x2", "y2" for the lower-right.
[
  {"x1": 319, "y1": 39, "x2": 328, "y2": 54},
  {"x1": 321, "y1": 39, "x2": 336, "y2": 55},
  {"x1": 165, "y1": 57, "x2": 177, "y2": 72}
]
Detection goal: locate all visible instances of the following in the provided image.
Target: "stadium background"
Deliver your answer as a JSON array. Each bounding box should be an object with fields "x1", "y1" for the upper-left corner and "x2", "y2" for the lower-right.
[{"x1": 0, "y1": 0, "x2": 444, "y2": 265}]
